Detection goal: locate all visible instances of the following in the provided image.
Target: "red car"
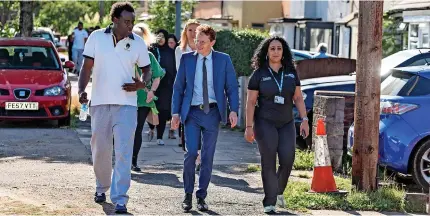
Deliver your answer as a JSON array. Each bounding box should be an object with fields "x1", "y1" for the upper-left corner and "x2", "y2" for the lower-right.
[{"x1": 0, "y1": 38, "x2": 74, "y2": 127}]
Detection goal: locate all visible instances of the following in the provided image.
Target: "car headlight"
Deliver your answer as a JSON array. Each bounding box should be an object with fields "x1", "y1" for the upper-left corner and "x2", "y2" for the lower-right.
[
  {"x1": 302, "y1": 91, "x2": 307, "y2": 100},
  {"x1": 44, "y1": 86, "x2": 64, "y2": 96}
]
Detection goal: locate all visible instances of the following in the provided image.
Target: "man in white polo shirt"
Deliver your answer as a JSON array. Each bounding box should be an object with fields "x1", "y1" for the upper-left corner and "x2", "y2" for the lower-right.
[
  {"x1": 78, "y1": 2, "x2": 150, "y2": 214},
  {"x1": 72, "y1": 21, "x2": 88, "y2": 74}
]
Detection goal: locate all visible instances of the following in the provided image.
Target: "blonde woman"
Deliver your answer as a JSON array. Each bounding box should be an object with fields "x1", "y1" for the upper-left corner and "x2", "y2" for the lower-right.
[
  {"x1": 131, "y1": 23, "x2": 165, "y2": 171},
  {"x1": 174, "y1": 19, "x2": 202, "y2": 170},
  {"x1": 175, "y1": 19, "x2": 200, "y2": 70}
]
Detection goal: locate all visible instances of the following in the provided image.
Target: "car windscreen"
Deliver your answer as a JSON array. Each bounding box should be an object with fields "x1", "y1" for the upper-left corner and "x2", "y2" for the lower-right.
[
  {"x1": 381, "y1": 70, "x2": 430, "y2": 96},
  {"x1": 0, "y1": 46, "x2": 60, "y2": 70}
]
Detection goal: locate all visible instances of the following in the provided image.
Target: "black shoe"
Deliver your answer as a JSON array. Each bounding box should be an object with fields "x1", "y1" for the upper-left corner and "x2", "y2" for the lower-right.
[
  {"x1": 94, "y1": 192, "x2": 106, "y2": 203},
  {"x1": 196, "y1": 164, "x2": 201, "y2": 172},
  {"x1": 197, "y1": 197, "x2": 208, "y2": 211},
  {"x1": 131, "y1": 164, "x2": 141, "y2": 172},
  {"x1": 178, "y1": 143, "x2": 183, "y2": 147},
  {"x1": 115, "y1": 204, "x2": 127, "y2": 214},
  {"x1": 182, "y1": 193, "x2": 192, "y2": 212},
  {"x1": 169, "y1": 130, "x2": 177, "y2": 139}
]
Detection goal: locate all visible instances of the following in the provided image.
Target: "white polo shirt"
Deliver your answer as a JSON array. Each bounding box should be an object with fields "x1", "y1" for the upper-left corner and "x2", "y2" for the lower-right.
[{"x1": 83, "y1": 26, "x2": 150, "y2": 107}]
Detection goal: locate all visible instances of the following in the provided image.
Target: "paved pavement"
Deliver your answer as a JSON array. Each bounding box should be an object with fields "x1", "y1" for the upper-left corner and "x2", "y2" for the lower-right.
[
  {"x1": 0, "y1": 73, "x2": 422, "y2": 215},
  {"x1": 75, "y1": 118, "x2": 260, "y2": 167}
]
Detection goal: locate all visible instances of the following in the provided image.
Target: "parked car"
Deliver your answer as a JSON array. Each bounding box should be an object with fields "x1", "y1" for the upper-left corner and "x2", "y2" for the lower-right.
[
  {"x1": 0, "y1": 38, "x2": 75, "y2": 127},
  {"x1": 347, "y1": 66, "x2": 430, "y2": 190},
  {"x1": 380, "y1": 48, "x2": 430, "y2": 81},
  {"x1": 294, "y1": 74, "x2": 356, "y2": 149},
  {"x1": 295, "y1": 49, "x2": 430, "y2": 149},
  {"x1": 31, "y1": 27, "x2": 58, "y2": 46},
  {"x1": 292, "y1": 49, "x2": 337, "y2": 61}
]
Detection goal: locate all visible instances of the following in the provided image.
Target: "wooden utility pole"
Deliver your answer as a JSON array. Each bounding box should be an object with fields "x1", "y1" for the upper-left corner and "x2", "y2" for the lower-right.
[
  {"x1": 352, "y1": 1, "x2": 383, "y2": 191},
  {"x1": 19, "y1": 1, "x2": 33, "y2": 37}
]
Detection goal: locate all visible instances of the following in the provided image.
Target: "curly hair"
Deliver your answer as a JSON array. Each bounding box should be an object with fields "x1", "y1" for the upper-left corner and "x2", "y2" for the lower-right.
[
  {"x1": 251, "y1": 36, "x2": 295, "y2": 72},
  {"x1": 110, "y1": 2, "x2": 134, "y2": 21}
]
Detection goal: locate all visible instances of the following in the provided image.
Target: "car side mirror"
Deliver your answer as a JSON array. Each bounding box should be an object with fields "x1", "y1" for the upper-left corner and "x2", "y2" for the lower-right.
[{"x1": 64, "y1": 61, "x2": 74, "y2": 69}]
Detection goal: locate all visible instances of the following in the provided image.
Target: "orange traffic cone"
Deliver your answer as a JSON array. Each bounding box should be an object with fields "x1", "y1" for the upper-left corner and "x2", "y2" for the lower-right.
[{"x1": 310, "y1": 118, "x2": 338, "y2": 193}]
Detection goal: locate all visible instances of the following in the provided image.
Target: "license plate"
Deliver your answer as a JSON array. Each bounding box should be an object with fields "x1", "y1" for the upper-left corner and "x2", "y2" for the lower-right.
[{"x1": 5, "y1": 102, "x2": 39, "y2": 110}]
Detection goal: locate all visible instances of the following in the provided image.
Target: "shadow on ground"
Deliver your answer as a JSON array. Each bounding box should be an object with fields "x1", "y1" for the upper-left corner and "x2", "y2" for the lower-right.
[{"x1": 0, "y1": 120, "x2": 92, "y2": 165}]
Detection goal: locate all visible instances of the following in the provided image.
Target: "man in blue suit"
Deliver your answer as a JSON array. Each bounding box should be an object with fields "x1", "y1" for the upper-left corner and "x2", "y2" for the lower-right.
[{"x1": 171, "y1": 24, "x2": 239, "y2": 212}]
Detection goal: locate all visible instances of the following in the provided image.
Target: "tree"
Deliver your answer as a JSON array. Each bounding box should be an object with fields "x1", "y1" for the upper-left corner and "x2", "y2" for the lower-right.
[
  {"x1": 0, "y1": 1, "x2": 19, "y2": 37},
  {"x1": 35, "y1": 1, "x2": 141, "y2": 35},
  {"x1": 147, "y1": 0, "x2": 195, "y2": 34},
  {"x1": 19, "y1": 1, "x2": 34, "y2": 37},
  {"x1": 35, "y1": 1, "x2": 90, "y2": 35},
  {"x1": 382, "y1": 15, "x2": 404, "y2": 57}
]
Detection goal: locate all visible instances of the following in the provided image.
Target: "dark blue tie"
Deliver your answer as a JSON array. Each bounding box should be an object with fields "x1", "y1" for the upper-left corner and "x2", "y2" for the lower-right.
[{"x1": 202, "y1": 57, "x2": 210, "y2": 114}]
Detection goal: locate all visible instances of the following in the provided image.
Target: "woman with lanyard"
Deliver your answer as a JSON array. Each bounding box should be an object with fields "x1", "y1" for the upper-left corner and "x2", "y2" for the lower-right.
[
  {"x1": 148, "y1": 29, "x2": 177, "y2": 145},
  {"x1": 131, "y1": 23, "x2": 165, "y2": 172},
  {"x1": 245, "y1": 36, "x2": 309, "y2": 214}
]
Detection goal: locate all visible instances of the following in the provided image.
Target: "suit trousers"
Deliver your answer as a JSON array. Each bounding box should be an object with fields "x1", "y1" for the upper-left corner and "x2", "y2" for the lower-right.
[{"x1": 183, "y1": 106, "x2": 220, "y2": 199}]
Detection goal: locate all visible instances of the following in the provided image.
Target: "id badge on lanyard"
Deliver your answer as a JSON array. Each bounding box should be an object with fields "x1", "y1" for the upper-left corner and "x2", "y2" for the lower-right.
[{"x1": 268, "y1": 67, "x2": 284, "y2": 105}]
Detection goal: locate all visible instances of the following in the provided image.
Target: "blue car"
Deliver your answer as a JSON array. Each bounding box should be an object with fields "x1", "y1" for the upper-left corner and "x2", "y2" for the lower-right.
[
  {"x1": 293, "y1": 74, "x2": 356, "y2": 148},
  {"x1": 348, "y1": 66, "x2": 430, "y2": 190}
]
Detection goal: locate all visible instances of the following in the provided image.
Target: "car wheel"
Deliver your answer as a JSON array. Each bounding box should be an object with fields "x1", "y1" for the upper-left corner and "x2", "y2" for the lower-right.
[
  {"x1": 58, "y1": 113, "x2": 71, "y2": 127},
  {"x1": 411, "y1": 140, "x2": 430, "y2": 192}
]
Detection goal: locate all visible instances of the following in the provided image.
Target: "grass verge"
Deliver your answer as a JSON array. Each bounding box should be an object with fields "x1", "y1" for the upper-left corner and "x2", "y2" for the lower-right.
[
  {"x1": 284, "y1": 177, "x2": 423, "y2": 213},
  {"x1": 246, "y1": 164, "x2": 261, "y2": 173},
  {"x1": 69, "y1": 95, "x2": 81, "y2": 128},
  {"x1": 246, "y1": 149, "x2": 314, "y2": 173},
  {"x1": 293, "y1": 149, "x2": 314, "y2": 170}
]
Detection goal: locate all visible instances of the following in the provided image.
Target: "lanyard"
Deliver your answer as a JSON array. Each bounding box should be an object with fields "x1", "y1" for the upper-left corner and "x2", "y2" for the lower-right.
[{"x1": 268, "y1": 67, "x2": 284, "y2": 94}]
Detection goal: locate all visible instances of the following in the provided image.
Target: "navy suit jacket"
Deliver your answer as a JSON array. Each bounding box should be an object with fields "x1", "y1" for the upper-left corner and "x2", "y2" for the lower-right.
[{"x1": 172, "y1": 51, "x2": 239, "y2": 124}]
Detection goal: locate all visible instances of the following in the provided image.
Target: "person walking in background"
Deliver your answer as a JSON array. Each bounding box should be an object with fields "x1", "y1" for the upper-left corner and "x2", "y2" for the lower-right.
[
  {"x1": 78, "y1": 2, "x2": 151, "y2": 213},
  {"x1": 174, "y1": 20, "x2": 202, "y2": 171},
  {"x1": 171, "y1": 24, "x2": 239, "y2": 212},
  {"x1": 244, "y1": 36, "x2": 309, "y2": 214},
  {"x1": 131, "y1": 23, "x2": 165, "y2": 172},
  {"x1": 66, "y1": 32, "x2": 74, "y2": 63},
  {"x1": 147, "y1": 29, "x2": 177, "y2": 145},
  {"x1": 312, "y1": 43, "x2": 329, "y2": 59},
  {"x1": 175, "y1": 19, "x2": 200, "y2": 70},
  {"x1": 72, "y1": 21, "x2": 88, "y2": 74},
  {"x1": 167, "y1": 34, "x2": 178, "y2": 50}
]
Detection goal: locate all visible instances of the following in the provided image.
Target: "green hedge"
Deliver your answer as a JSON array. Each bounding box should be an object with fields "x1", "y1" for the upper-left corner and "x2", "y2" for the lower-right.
[{"x1": 214, "y1": 29, "x2": 268, "y2": 77}]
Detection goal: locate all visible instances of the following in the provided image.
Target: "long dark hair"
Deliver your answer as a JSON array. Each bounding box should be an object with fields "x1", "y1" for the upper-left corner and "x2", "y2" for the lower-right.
[
  {"x1": 153, "y1": 29, "x2": 169, "y2": 48},
  {"x1": 167, "y1": 34, "x2": 178, "y2": 48},
  {"x1": 251, "y1": 36, "x2": 295, "y2": 72}
]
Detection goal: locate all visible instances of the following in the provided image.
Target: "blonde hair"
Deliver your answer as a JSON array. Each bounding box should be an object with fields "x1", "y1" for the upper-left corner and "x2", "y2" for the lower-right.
[
  {"x1": 179, "y1": 19, "x2": 200, "y2": 51},
  {"x1": 133, "y1": 22, "x2": 155, "y2": 47}
]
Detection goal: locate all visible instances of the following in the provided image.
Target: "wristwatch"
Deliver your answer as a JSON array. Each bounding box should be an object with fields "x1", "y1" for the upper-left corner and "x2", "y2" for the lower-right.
[{"x1": 302, "y1": 117, "x2": 309, "y2": 122}]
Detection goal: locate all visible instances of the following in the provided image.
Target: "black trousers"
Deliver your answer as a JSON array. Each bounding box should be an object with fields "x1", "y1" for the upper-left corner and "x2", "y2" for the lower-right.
[
  {"x1": 147, "y1": 110, "x2": 170, "y2": 139},
  {"x1": 132, "y1": 106, "x2": 151, "y2": 166},
  {"x1": 254, "y1": 118, "x2": 296, "y2": 207}
]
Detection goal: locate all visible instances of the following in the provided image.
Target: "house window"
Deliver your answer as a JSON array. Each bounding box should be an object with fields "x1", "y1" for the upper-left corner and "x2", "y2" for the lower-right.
[{"x1": 252, "y1": 23, "x2": 265, "y2": 29}]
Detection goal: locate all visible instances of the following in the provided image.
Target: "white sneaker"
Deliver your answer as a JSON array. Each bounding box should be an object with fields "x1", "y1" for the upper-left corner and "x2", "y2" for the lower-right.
[
  {"x1": 157, "y1": 139, "x2": 165, "y2": 146},
  {"x1": 277, "y1": 195, "x2": 286, "y2": 208},
  {"x1": 264, "y1": 205, "x2": 276, "y2": 213}
]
